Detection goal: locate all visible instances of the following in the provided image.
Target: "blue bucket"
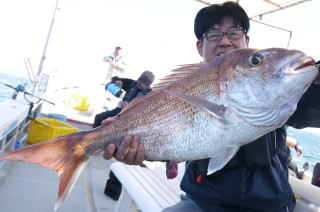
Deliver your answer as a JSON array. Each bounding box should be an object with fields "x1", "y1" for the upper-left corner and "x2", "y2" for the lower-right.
[
  {"x1": 48, "y1": 113, "x2": 68, "y2": 122},
  {"x1": 106, "y1": 83, "x2": 122, "y2": 97},
  {"x1": 14, "y1": 141, "x2": 21, "y2": 150}
]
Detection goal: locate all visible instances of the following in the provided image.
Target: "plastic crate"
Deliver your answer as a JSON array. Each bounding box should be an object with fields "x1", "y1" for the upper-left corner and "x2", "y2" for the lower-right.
[
  {"x1": 66, "y1": 94, "x2": 90, "y2": 111},
  {"x1": 27, "y1": 118, "x2": 79, "y2": 144}
]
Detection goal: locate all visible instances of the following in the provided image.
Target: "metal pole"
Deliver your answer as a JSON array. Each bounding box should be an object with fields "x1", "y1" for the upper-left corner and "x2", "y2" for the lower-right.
[
  {"x1": 286, "y1": 31, "x2": 292, "y2": 49},
  {"x1": 33, "y1": 0, "x2": 59, "y2": 94},
  {"x1": 250, "y1": 18, "x2": 293, "y2": 49}
]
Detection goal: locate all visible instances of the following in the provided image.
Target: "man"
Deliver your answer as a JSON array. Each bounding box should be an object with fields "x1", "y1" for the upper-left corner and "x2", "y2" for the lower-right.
[
  {"x1": 313, "y1": 162, "x2": 320, "y2": 187},
  {"x1": 103, "y1": 2, "x2": 320, "y2": 211},
  {"x1": 286, "y1": 136, "x2": 310, "y2": 179},
  {"x1": 93, "y1": 71, "x2": 155, "y2": 128},
  {"x1": 103, "y1": 46, "x2": 127, "y2": 83}
]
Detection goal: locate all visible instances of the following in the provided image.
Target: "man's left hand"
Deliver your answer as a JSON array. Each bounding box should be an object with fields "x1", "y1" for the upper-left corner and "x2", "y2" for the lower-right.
[{"x1": 103, "y1": 135, "x2": 145, "y2": 165}]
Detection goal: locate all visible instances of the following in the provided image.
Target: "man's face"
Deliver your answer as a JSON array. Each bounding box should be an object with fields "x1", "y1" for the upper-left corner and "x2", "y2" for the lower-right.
[
  {"x1": 137, "y1": 81, "x2": 150, "y2": 90},
  {"x1": 115, "y1": 48, "x2": 122, "y2": 56},
  {"x1": 196, "y1": 18, "x2": 249, "y2": 62}
]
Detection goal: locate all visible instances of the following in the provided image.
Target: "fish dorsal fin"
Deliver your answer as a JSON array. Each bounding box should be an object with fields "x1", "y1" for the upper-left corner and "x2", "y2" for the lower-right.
[
  {"x1": 116, "y1": 63, "x2": 205, "y2": 115},
  {"x1": 152, "y1": 63, "x2": 205, "y2": 91}
]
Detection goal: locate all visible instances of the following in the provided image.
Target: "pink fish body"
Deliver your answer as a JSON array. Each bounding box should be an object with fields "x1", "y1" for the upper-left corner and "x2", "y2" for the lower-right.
[{"x1": 0, "y1": 48, "x2": 318, "y2": 210}]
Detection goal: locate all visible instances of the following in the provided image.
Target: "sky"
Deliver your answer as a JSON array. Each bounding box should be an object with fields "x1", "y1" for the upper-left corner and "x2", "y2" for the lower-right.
[{"x1": 0, "y1": 0, "x2": 320, "y2": 91}]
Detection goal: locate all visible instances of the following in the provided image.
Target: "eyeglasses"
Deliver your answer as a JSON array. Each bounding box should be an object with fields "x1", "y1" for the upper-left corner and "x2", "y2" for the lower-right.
[{"x1": 203, "y1": 29, "x2": 244, "y2": 41}]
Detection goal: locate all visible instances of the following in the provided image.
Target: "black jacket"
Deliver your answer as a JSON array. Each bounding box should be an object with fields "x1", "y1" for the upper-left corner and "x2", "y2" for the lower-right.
[
  {"x1": 181, "y1": 85, "x2": 320, "y2": 212},
  {"x1": 109, "y1": 77, "x2": 151, "y2": 102},
  {"x1": 93, "y1": 77, "x2": 152, "y2": 128}
]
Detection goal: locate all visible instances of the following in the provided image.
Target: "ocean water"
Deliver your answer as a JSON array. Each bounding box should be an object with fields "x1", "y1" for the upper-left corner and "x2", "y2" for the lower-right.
[
  {"x1": 0, "y1": 72, "x2": 31, "y2": 103},
  {"x1": 287, "y1": 127, "x2": 320, "y2": 173},
  {"x1": 0, "y1": 72, "x2": 320, "y2": 173}
]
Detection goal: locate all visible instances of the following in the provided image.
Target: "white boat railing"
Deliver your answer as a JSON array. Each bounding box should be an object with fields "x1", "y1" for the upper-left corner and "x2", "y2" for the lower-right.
[{"x1": 0, "y1": 98, "x2": 42, "y2": 168}]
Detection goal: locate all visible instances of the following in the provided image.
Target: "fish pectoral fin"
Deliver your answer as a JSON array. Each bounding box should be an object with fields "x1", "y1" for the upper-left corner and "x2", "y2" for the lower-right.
[
  {"x1": 172, "y1": 93, "x2": 226, "y2": 120},
  {"x1": 207, "y1": 146, "x2": 239, "y2": 175}
]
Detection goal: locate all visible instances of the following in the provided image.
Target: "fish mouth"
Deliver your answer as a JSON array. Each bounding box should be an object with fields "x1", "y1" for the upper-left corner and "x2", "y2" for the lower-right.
[{"x1": 288, "y1": 56, "x2": 315, "y2": 74}]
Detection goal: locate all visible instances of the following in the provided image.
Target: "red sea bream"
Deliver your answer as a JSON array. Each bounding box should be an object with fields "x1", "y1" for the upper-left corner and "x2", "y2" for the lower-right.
[{"x1": 0, "y1": 48, "x2": 318, "y2": 210}]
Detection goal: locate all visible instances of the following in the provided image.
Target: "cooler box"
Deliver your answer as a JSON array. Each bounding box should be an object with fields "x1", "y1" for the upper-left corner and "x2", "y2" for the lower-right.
[
  {"x1": 48, "y1": 113, "x2": 68, "y2": 122},
  {"x1": 66, "y1": 94, "x2": 90, "y2": 111},
  {"x1": 27, "y1": 118, "x2": 78, "y2": 144}
]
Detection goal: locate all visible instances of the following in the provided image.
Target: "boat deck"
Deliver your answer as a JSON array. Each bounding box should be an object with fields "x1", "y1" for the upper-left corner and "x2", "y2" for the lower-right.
[
  {"x1": 0, "y1": 152, "x2": 139, "y2": 212},
  {"x1": 0, "y1": 101, "x2": 140, "y2": 212}
]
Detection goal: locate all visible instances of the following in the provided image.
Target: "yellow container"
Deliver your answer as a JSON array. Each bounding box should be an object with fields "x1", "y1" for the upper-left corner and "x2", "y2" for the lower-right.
[
  {"x1": 66, "y1": 94, "x2": 90, "y2": 111},
  {"x1": 27, "y1": 118, "x2": 79, "y2": 144}
]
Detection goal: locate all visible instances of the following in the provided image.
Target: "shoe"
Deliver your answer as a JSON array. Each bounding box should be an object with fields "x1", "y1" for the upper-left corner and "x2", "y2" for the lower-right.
[
  {"x1": 302, "y1": 162, "x2": 310, "y2": 171},
  {"x1": 297, "y1": 162, "x2": 311, "y2": 179}
]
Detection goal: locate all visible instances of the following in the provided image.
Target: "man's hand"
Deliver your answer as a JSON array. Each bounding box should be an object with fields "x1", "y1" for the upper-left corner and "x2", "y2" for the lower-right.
[
  {"x1": 111, "y1": 63, "x2": 119, "y2": 68},
  {"x1": 103, "y1": 135, "x2": 145, "y2": 165},
  {"x1": 294, "y1": 144, "x2": 303, "y2": 157},
  {"x1": 117, "y1": 100, "x2": 129, "y2": 109},
  {"x1": 104, "y1": 58, "x2": 113, "y2": 63}
]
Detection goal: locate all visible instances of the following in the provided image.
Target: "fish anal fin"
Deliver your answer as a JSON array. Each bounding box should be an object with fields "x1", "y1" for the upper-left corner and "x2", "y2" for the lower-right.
[{"x1": 207, "y1": 146, "x2": 239, "y2": 175}]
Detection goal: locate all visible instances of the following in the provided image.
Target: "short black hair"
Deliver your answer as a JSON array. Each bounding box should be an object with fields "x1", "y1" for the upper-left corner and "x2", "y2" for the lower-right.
[
  {"x1": 137, "y1": 71, "x2": 155, "y2": 86},
  {"x1": 194, "y1": 1, "x2": 250, "y2": 40}
]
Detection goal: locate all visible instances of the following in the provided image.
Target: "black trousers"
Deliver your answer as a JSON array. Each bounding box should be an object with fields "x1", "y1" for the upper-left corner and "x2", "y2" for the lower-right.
[
  {"x1": 93, "y1": 107, "x2": 122, "y2": 128},
  {"x1": 312, "y1": 162, "x2": 320, "y2": 184},
  {"x1": 93, "y1": 107, "x2": 124, "y2": 198}
]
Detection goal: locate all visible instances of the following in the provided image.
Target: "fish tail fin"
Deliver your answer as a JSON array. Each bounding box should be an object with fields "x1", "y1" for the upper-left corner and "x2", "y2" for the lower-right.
[{"x1": 0, "y1": 133, "x2": 90, "y2": 211}]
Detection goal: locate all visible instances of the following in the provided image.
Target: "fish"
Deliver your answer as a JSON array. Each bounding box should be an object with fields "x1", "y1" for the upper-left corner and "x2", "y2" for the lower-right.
[{"x1": 0, "y1": 48, "x2": 318, "y2": 210}]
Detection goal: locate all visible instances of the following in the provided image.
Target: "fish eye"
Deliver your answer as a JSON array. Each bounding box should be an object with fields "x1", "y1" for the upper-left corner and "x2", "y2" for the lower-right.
[{"x1": 248, "y1": 54, "x2": 264, "y2": 66}]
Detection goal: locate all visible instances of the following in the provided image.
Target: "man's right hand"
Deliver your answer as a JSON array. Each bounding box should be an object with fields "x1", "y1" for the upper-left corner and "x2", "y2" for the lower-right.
[
  {"x1": 105, "y1": 58, "x2": 113, "y2": 63},
  {"x1": 103, "y1": 135, "x2": 145, "y2": 165}
]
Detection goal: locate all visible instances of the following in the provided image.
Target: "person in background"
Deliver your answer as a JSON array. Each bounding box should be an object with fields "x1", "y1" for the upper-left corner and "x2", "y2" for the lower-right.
[
  {"x1": 312, "y1": 162, "x2": 320, "y2": 187},
  {"x1": 103, "y1": 46, "x2": 127, "y2": 84},
  {"x1": 102, "y1": 2, "x2": 320, "y2": 211},
  {"x1": 286, "y1": 136, "x2": 310, "y2": 179},
  {"x1": 93, "y1": 71, "x2": 155, "y2": 128}
]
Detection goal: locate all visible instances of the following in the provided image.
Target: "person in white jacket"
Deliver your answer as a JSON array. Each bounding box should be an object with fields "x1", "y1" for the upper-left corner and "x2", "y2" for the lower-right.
[{"x1": 103, "y1": 46, "x2": 127, "y2": 83}]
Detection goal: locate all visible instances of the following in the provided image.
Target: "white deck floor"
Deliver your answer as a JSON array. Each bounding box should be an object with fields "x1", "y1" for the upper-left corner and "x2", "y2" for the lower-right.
[
  {"x1": 0, "y1": 153, "x2": 139, "y2": 212},
  {"x1": 0, "y1": 88, "x2": 142, "y2": 211}
]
